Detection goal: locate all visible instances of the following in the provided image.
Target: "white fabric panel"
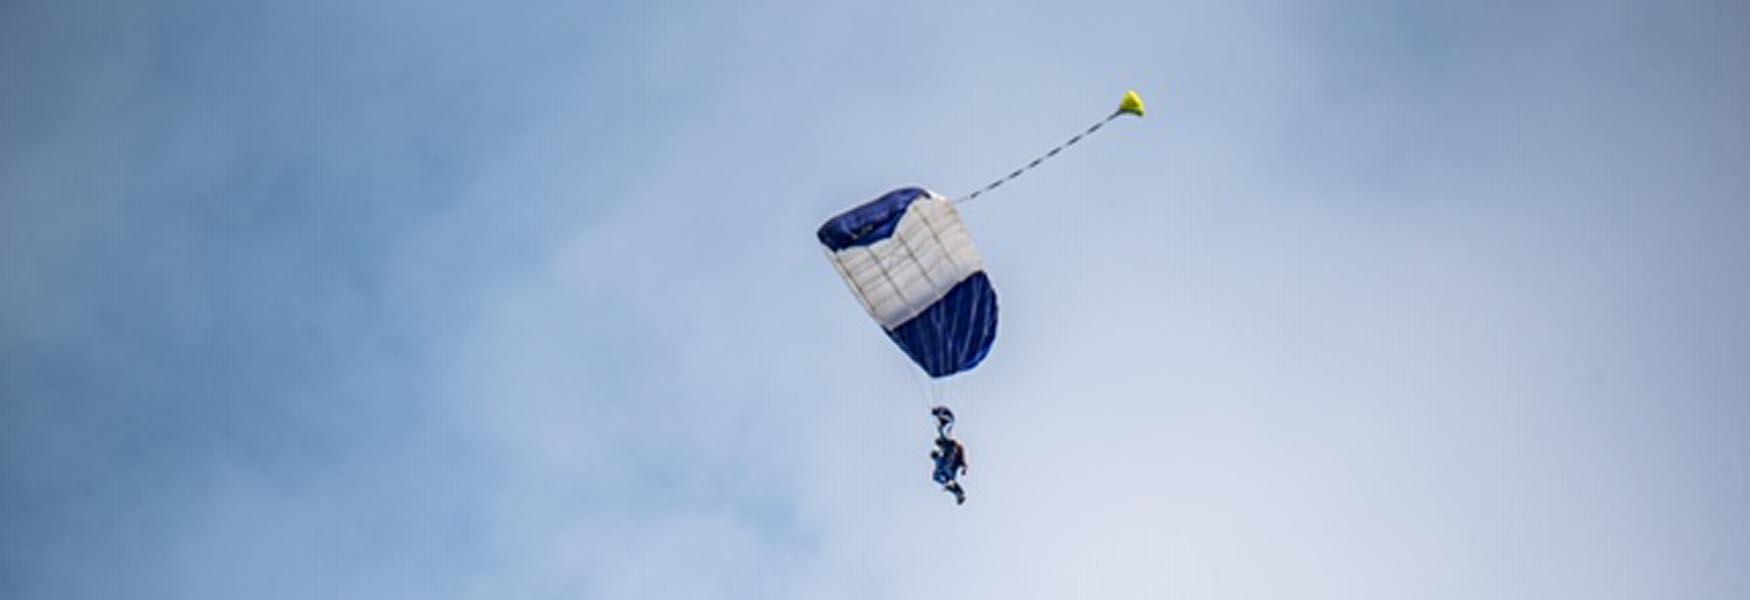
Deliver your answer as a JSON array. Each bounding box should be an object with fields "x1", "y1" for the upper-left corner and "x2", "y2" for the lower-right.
[{"x1": 827, "y1": 192, "x2": 984, "y2": 330}]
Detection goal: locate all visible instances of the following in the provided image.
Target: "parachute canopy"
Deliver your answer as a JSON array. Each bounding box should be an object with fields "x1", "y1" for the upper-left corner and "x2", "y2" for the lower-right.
[
  {"x1": 816, "y1": 91, "x2": 1146, "y2": 379},
  {"x1": 818, "y1": 187, "x2": 997, "y2": 378}
]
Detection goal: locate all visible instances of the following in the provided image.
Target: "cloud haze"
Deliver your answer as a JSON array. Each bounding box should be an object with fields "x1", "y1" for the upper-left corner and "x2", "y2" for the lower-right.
[{"x1": 4, "y1": 1, "x2": 1748, "y2": 598}]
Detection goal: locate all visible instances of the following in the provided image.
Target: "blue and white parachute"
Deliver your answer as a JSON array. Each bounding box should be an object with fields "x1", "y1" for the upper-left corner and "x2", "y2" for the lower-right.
[
  {"x1": 817, "y1": 91, "x2": 1145, "y2": 380},
  {"x1": 818, "y1": 187, "x2": 997, "y2": 378}
]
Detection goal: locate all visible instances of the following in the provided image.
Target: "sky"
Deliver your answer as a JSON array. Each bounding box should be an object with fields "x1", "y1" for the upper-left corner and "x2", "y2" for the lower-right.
[{"x1": 3, "y1": 1, "x2": 1748, "y2": 598}]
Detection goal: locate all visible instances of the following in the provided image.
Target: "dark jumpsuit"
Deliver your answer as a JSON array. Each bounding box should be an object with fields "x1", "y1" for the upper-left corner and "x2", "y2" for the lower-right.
[{"x1": 929, "y1": 405, "x2": 967, "y2": 504}]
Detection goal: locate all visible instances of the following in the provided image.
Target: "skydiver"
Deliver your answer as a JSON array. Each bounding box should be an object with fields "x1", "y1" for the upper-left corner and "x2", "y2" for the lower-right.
[{"x1": 930, "y1": 406, "x2": 968, "y2": 505}]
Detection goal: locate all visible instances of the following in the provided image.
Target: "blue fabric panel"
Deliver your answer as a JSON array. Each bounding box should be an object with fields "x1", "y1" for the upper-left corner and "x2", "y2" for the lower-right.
[
  {"x1": 885, "y1": 271, "x2": 999, "y2": 378},
  {"x1": 816, "y1": 187, "x2": 928, "y2": 251}
]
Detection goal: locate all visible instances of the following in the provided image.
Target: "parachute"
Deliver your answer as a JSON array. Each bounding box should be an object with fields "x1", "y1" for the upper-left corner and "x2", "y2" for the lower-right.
[
  {"x1": 818, "y1": 187, "x2": 997, "y2": 378},
  {"x1": 818, "y1": 90, "x2": 1146, "y2": 380},
  {"x1": 820, "y1": 90, "x2": 1146, "y2": 505}
]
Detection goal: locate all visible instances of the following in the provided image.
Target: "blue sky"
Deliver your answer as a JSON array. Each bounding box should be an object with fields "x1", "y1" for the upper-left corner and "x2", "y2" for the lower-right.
[{"x1": 3, "y1": 1, "x2": 1748, "y2": 598}]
